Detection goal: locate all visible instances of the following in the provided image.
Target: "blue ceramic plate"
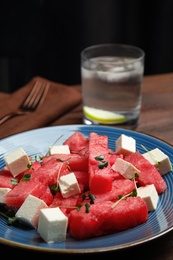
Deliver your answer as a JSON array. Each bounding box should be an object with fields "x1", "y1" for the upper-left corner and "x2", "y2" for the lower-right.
[{"x1": 0, "y1": 125, "x2": 173, "y2": 254}]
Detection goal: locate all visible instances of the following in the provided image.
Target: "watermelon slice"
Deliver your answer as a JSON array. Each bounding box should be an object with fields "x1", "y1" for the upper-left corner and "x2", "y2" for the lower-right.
[
  {"x1": 88, "y1": 132, "x2": 113, "y2": 194},
  {"x1": 4, "y1": 179, "x2": 47, "y2": 207},
  {"x1": 69, "y1": 196, "x2": 148, "y2": 240},
  {"x1": 125, "y1": 151, "x2": 167, "y2": 194},
  {"x1": 63, "y1": 131, "x2": 89, "y2": 155}
]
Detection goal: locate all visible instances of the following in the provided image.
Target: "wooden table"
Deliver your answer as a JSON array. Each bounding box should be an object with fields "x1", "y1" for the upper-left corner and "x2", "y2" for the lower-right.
[
  {"x1": 0, "y1": 73, "x2": 173, "y2": 258},
  {"x1": 137, "y1": 73, "x2": 173, "y2": 146}
]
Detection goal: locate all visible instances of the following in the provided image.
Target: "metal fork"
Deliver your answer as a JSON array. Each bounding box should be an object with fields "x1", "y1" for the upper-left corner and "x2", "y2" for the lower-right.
[{"x1": 0, "y1": 80, "x2": 50, "y2": 125}]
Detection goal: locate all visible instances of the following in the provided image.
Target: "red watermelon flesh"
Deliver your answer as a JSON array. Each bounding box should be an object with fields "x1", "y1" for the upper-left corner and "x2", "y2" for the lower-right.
[
  {"x1": 93, "y1": 179, "x2": 136, "y2": 204},
  {"x1": 109, "y1": 152, "x2": 124, "y2": 166},
  {"x1": 88, "y1": 132, "x2": 113, "y2": 193},
  {"x1": 109, "y1": 167, "x2": 125, "y2": 180},
  {"x1": 0, "y1": 161, "x2": 41, "y2": 189},
  {"x1": 0, "y1": 168, "x2": 18, "y2": 189},
  {"x1": 39, "y1": 186, "x2": 54, "y2": 206},
  {"x1": 42, "y1": 153, "x2": 89, "y2": 172},
  {"x1": 23, "y1": 161, "x2": 41, "y2": 175},
  {"x1": 72, "y1": 171, "x2": 89, "y2": 192},
  {"x1": 32, "y1": 158, "x2": 67, "y2": 186},
  {"x1": 69, "y1": 196, "x2": 148, "y2": 240},
  {"x1": 49, "y1": 192, "x2": 80, "y2": 216},
  {"x1": 88, "y1": 132, "x2": 108, "y2": 165},
  {"x1": 63, "y1": 131, "x2": 89, "y2": 155},
  {"x1": 125, "y1": 151, "x2": 167, "y2": 194},
  {"x1": 89, "y1": 164, "x2": 113, "y2": 194},
  {"x1": 76, "y1": 179, "x2": 135, "y2": 206},
  {"x1": 4, "y1": 179, "x2": 47, "y2": 207}
]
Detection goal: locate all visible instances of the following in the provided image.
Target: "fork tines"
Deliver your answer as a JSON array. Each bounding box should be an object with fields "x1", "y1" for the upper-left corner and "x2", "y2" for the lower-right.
[{"x1": 20, "y1": 81, "x2": 50, "y2": 111}]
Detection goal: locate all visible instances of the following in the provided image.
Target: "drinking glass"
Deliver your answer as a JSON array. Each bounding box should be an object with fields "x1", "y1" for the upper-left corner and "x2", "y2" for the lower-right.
[{"x1": 81, "y1": 43, "x2": 145, "y2": 129}]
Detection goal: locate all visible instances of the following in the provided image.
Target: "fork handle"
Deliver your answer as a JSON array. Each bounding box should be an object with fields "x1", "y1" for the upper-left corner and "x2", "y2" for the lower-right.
[{"x1": 0, "y1": 111, "x2": 25, "y2": 125}]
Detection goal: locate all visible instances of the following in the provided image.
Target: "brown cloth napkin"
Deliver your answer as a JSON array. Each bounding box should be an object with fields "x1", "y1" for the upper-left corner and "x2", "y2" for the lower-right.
[{"x1": 0, "y1": 76, "x2": 83, "y2": 139}]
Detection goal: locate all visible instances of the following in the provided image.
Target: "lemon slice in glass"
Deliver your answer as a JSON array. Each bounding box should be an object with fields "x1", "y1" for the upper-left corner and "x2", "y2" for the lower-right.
[{"x1": 83, "y1": 106, "x2": 126, "y2": 124}]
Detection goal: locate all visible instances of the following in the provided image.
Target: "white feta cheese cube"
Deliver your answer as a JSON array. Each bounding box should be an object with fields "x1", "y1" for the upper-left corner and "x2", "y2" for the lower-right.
[
  {"x1": 49, "y1": 145, "x2": 70, "y2": 155},
  {"x1": 137, "y1": 184, "x2": 159, "y2": 211},
  {"x1": 111, "y1": 157, "x2": 140, "y2": 179},
  {"x1": 142, "y1": 148, "x2": 172, "y2": 175},
  {"x1": 0, "y1": 188, "x2": 11, "y2": 203},
  {"x1": 37, "y1": 207, "x2": 68, "y2": 243},
  {"x1": 3, "y1": 147, "x2": 31, "y2": 177},
  {"x1": 15, "y1": 194, "x2": 48, "y2": 228},
  {"x1": 58, "y1": 172, "x2": 81, "y2": 198},
  {"x1": 115, "y1": 134, "x2": 136, "y2": 155}
]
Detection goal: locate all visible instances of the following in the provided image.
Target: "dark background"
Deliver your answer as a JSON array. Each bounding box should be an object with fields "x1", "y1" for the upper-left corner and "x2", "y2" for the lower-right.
[{"x1": 0, "y1": 0, "x2": 173, "y2": 92}]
